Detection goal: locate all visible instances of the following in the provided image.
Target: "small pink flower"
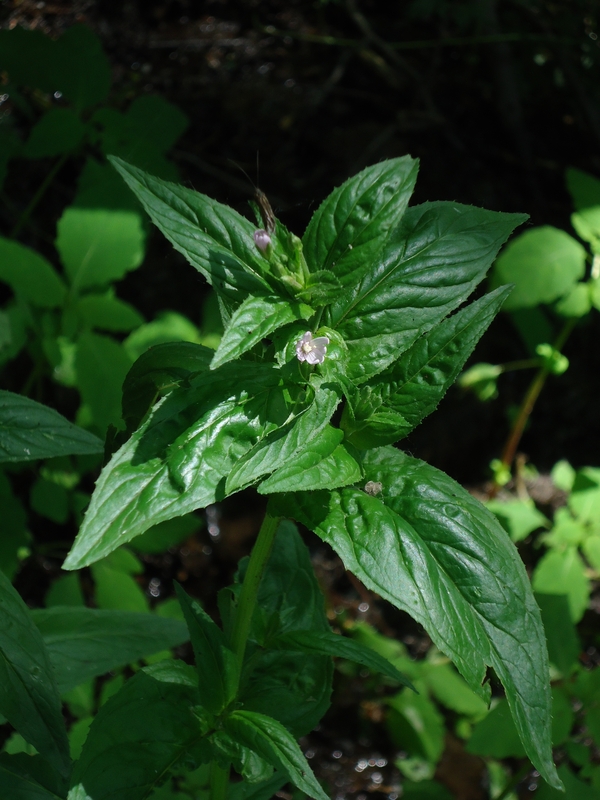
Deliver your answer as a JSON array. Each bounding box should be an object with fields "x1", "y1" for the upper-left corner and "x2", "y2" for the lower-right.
[
  {"x1": 253, "y1": 229, "x2": 271, "y2": 253},
  {"x1": 295, "y1": 331, "x2": 330, "y2": 365}
]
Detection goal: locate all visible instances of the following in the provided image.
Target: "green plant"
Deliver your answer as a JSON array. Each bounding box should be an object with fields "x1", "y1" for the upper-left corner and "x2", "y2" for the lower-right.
[
  {"x1": 0, "y1": 151, "x2": 567, "y2": 800},
  {"x1": 458, "y1": 168, "x2": 600, "y2": 486}
]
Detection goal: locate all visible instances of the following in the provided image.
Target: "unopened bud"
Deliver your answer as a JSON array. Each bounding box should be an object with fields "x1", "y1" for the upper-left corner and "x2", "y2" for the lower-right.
[{"x1": 254, "y1": 229, "x2": 271, "y2": 253}]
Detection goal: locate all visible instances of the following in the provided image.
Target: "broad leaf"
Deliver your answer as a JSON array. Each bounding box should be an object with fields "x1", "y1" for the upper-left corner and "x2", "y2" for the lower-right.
[
  {"x1": 491, "y1": 226, "x2": 586, "y2": 309},
  {"x1": 226, "y1": 379, "x2": 341, "y2": 494},
  {"x1": 279, "y1": 447, "x2": 561, "y2": 789},
  {"x1": 270, "y1": 630, "x2": 415, "y2": 688},
  {"x1": 121, "y1": 341, "x2": 213, "y2": 431},
  {"x1": 329, "y1": 202, "x2": 526, "y2": 383},
  {"x1": 258, "y1": 427, "x2": 361, "y2": 493},
  {"x1": 341, "y1": 286, "x2": 512, "y2": 448},
  {"x1": 0, "y1": 753, "x2": 66, "y2": 800},
  {"x1": 302, "y1": 156, "x2": 419, "y2": 288},
  {"x1": 567, "y1": 167, "x2": 600, "y2": 253},
  {"x1": 237, "y1": 521, "x2": 333, "y2": 736},
  {"x1": 71, "y1": 661, "x2": 211, "y2": 800},
  {"x1": 211, "y1": 295, "x2": 313, "y2": 370},
  {"x1": 75, "y1": 293, "x2": 144, "y2": 333},
  {"x1": 224, "y1": 711, "x2": 329, "y2": 800},
  {"x1": 63, "y1": 364, "x2": 286, "y2": 569},
  {"x1": 31, "y1": 606, "x2": 189, "y2": 693},
  {"x1": 74, "y1": 332, "x2": 133, "y2": 433},
  {"x1": 109, "y1": 157, "x2": 273, "y2": 304},
  {"x1": 174, "y1": 584, "x2": 237, "y2": 714},
  {"x1": 56, "y1": 207, "x2": 146, "y2": 292},
  {"x1": 0, "y1": 391, "x2": 103, "y2": 462},
  {"x1": 23, "y1": 108, "x2": 85, "y2": 159},
  {"x1": 0, "y1": 570, "x2": 70, "y2": 777},
  {"x1": 0, "y1": 237, "x2": 66, "y2": 308}
]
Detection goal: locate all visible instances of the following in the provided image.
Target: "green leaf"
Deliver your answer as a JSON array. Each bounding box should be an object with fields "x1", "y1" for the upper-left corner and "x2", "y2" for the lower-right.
[
  {"x1": 486, "y1": 498, "x2": 550, "y2": 543},
  {"x1": 0, "y1": 570, "x2": 70, "y2": 776},
  {"x1": 569, "y1": 467, "x2": 600, "y2": 524},
  {"x1": 211, "y1": 295, "x2": 313, "y2": 370},
  {"x1": 341, "y1": 286, "x2": 511, "y2": 448},
  {"x1": 387, "y1": 688, "x2": 445, "y2": 763},
  {"x1": 52, "y1": 25, "x2": 111, "y2": 110},
  {"x1": 174, "y1": 584, "x2": 237, "y2": 715},
  {"x1": 535, "y1": 593, "x2": 580, "y2": 676},
  {"x1": 491, "y1": 226, "x2": 586, "y2": 309},
  {"x1": 123, "y1": 311, "x2": 205, "y2": 362},
  {"x1": 31, "y1": 606, "x2": 189, "y2": 693},
  {"x1": 279, "y1": 446, "x2": 561, "y2": 790},
  {"x1": 226, "y1": 379, "x2": 341, "y2": 494},
  {"x1": 224, "y1": 711, "x2": 329, "y2": 800},
  {"x1": 536, "y1": 765, "x2": 600, "y2": 800},
  {"x1": 109, "y1": 156, "x2": 272, "y2": 304},
  {"x1": 121, "y1": 341, "x2": 212, "y2": 431},
  {"x1": 236, "y1": 521, "x2": 333, "y2": 736},
  {"x1": 23, "y1": 108, "x2": 85, "y2": 159},
  {"x1": 71, "y1": 661, "x2": 211, "y2": 800},
  {"x1": 532, "y1": 548, "x2": 590, "y2": 624},
  {"x1": 554, "y1": 282, "x2": 593, "y2": 317},
  {"x1": 63, "y1": 365, "x2": 284, "y2": 569},
  {"x1": 125, "y1": 95, "x2": 189, "y2": 153},
  {"x1": 303, "y1": 157, "x2": 419, "y2": 288},
  {"x1": 131, "y1": 513, "x2": 200, "y2": 554},
  {"x1": 0, "y1": 753, "x2": 66, "y2": 800},
  {"x1": 0, "y1": 471, "x2": 30, "y2": 579},
  {"x1": 567, "y1": 167, "x2": 600, "y2": 253},
  {"x1": 258, "y1": 427, "x2": 361, "y2": 493},
  {"x1": 423, "y1": 661, "x2": 488, "y2": 717},
  {"x1": 0, "y1": 237, "x2": 66, "y2": 308},
  {"x1": 330, "y1": 203, "x2": 526, "y2": 383},
  {"x1": 75, "y1": 292, "x2": 144, "y2": 332},
  {"x1": 56, "y1": 206, "x2": 146, "y2": 291},
  {"x1": 228, "y1": 772, "x2": 288, "y2": 800},
  {"x1": 75, "y1": 332, "x2": 133, "y2": 432},
  {"x1": 270, "y1": 629, "x2": 415, "y2": 688},
  {"x1": 91, "y1": 561, "x2": 149, "y2": 612},
  {"x1": 30, "y1": 478, "x2": 69, "y2": 524},
  {"x1": 0, "y1": 390, "x2": 104, "y2": 462}
]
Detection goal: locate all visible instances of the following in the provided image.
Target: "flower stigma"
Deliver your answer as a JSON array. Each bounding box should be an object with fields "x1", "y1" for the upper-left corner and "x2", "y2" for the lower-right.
[{"x1": 295, "y1": 331, "x2": 330, "y2": 365}]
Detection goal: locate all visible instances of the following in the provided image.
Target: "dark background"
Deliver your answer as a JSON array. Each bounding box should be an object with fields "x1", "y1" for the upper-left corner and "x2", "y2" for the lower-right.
[{"x1": 3, "y1": 0, "x2": 600, "y2": 480}]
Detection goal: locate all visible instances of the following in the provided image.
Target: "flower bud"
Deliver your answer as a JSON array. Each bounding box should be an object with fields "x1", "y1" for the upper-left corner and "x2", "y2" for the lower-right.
[{"x1": 254, "y1": 229, "x2": 271, "y2": 253}]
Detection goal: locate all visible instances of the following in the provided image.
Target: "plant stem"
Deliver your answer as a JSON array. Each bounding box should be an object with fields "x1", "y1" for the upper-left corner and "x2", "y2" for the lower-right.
[
  {"x1": 209, "y1": 761, "x2": 229, "y2": 800},
  {"x1": 230, "y1": 503, "x2": 282, "y2": 676},
  {"x1": 11, "y1": 151, "x2": 69, "y2": 239},
  {"x1": 495, "y1": 761, "x2": 530, "y2": 800},
  {"x1": 208, "y1": 506, "x2": 281, "y2": 800},
  {"x1": 492, "y1": 318, "x2": 576, "y2": 495}
]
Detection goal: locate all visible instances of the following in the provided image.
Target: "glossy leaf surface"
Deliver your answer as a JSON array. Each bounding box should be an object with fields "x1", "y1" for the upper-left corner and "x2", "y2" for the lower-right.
[
  {"x1": 31, "y1": 606, "x2": 189, "y2": 692},
  {"x1": 211, "y1": 295, "x2": 313, "y2": 370},
  {"x1": 0, "y1": 391, "x2": 103, "y2": 463},
  {"x1": 224, "y1": 711, "x2": 329, "y2": 800},
  {"x1": 341, "y1": 286, "x2": 511, "y2": 448},
  {"x1": 226, "y1": 379, "x2": 341, "y2": 494},
  {"x1": 258, "y1": 427, "x2": 361, "y2": 493},
  {"x1": 280, "y1": 447, "x2": 560, "y2": 789},
  {"x1": 0, "y1": 570, "x2": 70, "y2": 777},
  {"x1": 302, "y1": 157, "x2": 419, "y2": 288},
  {"x1": 109, "y1": 156, "x2": 272, "y2": 304},
  {"x1": 71, "y1": 661, "x2": 210, "y2": 800},
  {"x1": 330, "y1": 202, "x2": 526, "y2": 383},
  {"x1": 64, "y1": 364, "x2": 285, "y2": 569}
]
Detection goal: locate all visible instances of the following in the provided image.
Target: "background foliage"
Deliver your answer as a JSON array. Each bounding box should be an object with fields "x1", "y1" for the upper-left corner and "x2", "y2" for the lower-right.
[{"x1": 1, "y1": 2, "x2": 600, "y2": 800}]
